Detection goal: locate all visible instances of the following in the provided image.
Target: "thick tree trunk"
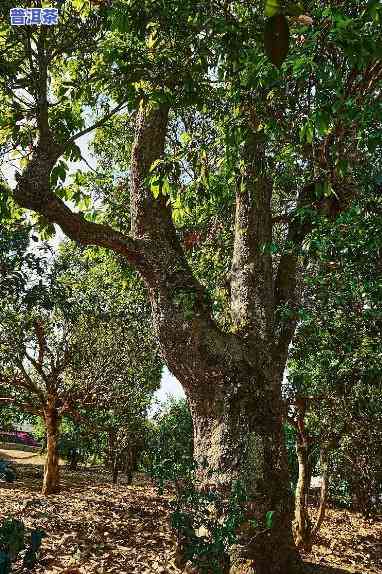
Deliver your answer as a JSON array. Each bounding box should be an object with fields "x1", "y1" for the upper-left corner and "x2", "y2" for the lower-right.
[
  {"x1": 188, "y1": 379, "x2": 303, "y2": 574},
  {"x1": 13, "y1": 99, "x2": 307, "y2": 573},
  {"x1": 42, "y1": 404, "x2": 60, "y2": 495},
  {"x1": 293, "y1": 436, "x2": 312, "y2": 551}
]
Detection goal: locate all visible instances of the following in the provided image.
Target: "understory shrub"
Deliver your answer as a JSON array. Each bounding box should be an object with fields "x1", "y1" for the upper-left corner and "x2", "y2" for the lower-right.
[
  {"x1": 153, "y1": 457, "x2": 275, "y2": 574},
  {"x1": 0, "y1": 518, "x2": 45, "y2": 573},
  {"x1": 170, "y1": 475, "x2": 249, "y2": 573},
  {"x1": 0, "y1": 461, "x2": 16, "y2": 483}
]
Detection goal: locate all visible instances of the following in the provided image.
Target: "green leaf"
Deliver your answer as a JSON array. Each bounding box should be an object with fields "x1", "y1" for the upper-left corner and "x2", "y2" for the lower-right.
[
  {"x1": 265, "y1": 0, "x2": 280, "y2": 18},
  {"x1": 336, "y1": 158, "x2": 349, "y2": 178},
  {"x1": 265, "y1": 510, "x2": 275, "y2": 528},
  {"x1": 51, "y1": 161, "x2": 68, "y2": 187},
  {"x1": 261, "y1": 242, "x2": 279, "y2": 254},
  {"x1": 78, "y1": 195, "x2": 92, "y2": 211},
  {"x1": 264, "y1": 15, "x2": 290, "y2": 68},
  {"x1": 180, "y1": 132, "x2": 191, "y2": 145},
  {"x1": 286, "y1": 3, "x2": 305, "y2": 17},
  {"x1": 318, "y1": 113, "x2": 330, "y2": 136},
  {"x1": 162, "y1": 177, "x2": 170, "y2": 196},
  {"x1": 300, "y1": 121, "x2": 314, "y2": 144},
  {"x1": 149, "y1": 159, "x2": 162, "y2": 173},
  {"x1": 368, "y1": 0, "x2": 381, "y2": 21},
  {"x1": 306, "y1": 122, "x2": 313, "y2": 144},
  {"x1": 151, "y1": 183, "x2": 160, "y2": 199}
]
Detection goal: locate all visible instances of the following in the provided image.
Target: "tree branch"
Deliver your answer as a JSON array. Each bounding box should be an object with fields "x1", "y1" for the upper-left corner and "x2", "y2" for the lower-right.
[
  {"x1": 0, "y1": 397, "x2": 40, "y2": 415},
  {"x1": 230, "y1": 108, "x2": 274, "y2": 345},
  {"x1": 34, "y1": 319, "x2": 46, "y2": 366},
  {"x1": 11, "y1": 362, "x2": 46, "y2": 404},
  {"x1": 13, "y1": 147, "x2": 148, "y2": 269},
  {"x1": 63, "y1": 102, "x2": 129, "y2": 148},
  {"x1": 272, "y1": 183, "x2": 320, "y2": 368},
  {"x1": 24, "y1": 351, "x2": 50, "y2": 385}
]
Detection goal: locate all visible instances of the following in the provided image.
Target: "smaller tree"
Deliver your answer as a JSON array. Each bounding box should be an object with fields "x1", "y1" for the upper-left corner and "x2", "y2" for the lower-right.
[
  {"x1": 0, "y1": 240, "x2": 162, "y2": 494},
  {"x1": 287, "y1": 198, "x2": 382, "y2": 547},
  {"x1": 0, "y1": 312, "x2": 76, "y2": 495}
]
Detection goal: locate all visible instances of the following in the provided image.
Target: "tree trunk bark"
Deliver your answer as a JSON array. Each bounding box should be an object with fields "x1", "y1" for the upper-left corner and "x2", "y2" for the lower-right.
[
  {"x1": 293, "y1": 436, "x2": 312, "y2": 551},
  {"x1": 312, "y1": 445, "x2": 329, "y2": 537},
  {"x1": 112, "y1": 458, "x2": 119, "y2": 485},
  {"x1": 42, "y1": 404, "x2": 60, "y2": 495},
  {"x1": 108, "y1": 431, "x2": 119, "y2": 484},
  {"x1": 188, "y1": 380, "x2": 303, "y2": 574},
  {"x1": 68, "y1": 448, "x2": 78, "y2": 471},
  {"x1": 121, "y1": 444, "x2": 135, "y2": 485}
]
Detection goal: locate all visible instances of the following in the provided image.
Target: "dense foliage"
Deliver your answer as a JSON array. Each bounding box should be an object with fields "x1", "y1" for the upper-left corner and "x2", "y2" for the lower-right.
[
  {"x1": 0, "y1": 517, "x2": 45, "y2": 573},
  {"x1": 145, "y1": 398, "x2": 194, "y2": 490},
  {"x1": 0, "y1": 1, "x2": 381, "y2": 571}
]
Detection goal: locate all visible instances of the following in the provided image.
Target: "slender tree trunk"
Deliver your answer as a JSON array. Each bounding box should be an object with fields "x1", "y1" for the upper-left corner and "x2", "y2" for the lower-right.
[
  {"x1": 293, "y1": 435, "x2": 312, "y2": 551},
  {"x1": 68, "y1": 448, "x2": 78, "y2": 471},
  {"x1": 108, "y1": 432, "x2": 119, "y2": 484},
  {"x1": 305, "y1": 448, "x2": 314, "y2": 508},
  {"x1": 42, "y1": 403, "x2": 60, "y2": 495},
  {"x1": 188, "y1": 378, "x2": 303, "y2": 574},
  {"x1": 122, "y1": 444, "x2": 135, "y2": 485},
  {"x1": 312, "y1": 445, "x2": 330, "y2": 537},
  {"x1": 112, "y1": 456, "x2": 119, "y2": 484}
]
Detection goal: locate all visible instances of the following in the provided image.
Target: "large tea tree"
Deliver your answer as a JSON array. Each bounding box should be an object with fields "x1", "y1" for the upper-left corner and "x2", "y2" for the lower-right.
[{"x1": 1, "y1": 1, "x2": 381, "y2": 570}]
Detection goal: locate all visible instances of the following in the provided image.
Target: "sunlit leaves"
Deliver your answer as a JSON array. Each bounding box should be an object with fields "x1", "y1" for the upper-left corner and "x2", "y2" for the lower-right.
[
  {"x1": 50, "y1": 160, "x2": 69, "y2": 188},
  {"x1": 0, "y1": 180, "x2": 24, "y2": 225},
  {"x1": 300, "y1": 120, "x2": 314, "y2": 144},
  {"x1": 265, "y1": 0, "x2": 281, "y2": 18}
]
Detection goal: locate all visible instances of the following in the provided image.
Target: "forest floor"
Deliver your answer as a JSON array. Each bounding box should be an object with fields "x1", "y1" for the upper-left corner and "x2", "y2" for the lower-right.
[{"x1": 0, "y1": 450, "x2": 381, "y2": 574}]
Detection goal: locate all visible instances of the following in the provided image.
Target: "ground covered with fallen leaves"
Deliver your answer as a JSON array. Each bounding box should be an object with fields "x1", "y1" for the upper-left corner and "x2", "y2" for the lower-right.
[{"x1": 0, "y1": 449, "x2": 381, "y2": 574}]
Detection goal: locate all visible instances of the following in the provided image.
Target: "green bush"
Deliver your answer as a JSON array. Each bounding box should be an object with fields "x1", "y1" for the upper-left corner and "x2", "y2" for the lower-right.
[
  {"x1": 144, "y1": 398, "x2": 194, "y2": 492},
  {"x1": 0, "y1": 517, "x2": 45, "y2": 573},
  {"x1": 146, "y1": 399, "x2": 277, "y2": 572},
  {"x1": 0, "y1": 461, "x2": 16, "y2": 483},
  {"x1": 171, "y1": 476, "x2": 248, "y2": 573}
]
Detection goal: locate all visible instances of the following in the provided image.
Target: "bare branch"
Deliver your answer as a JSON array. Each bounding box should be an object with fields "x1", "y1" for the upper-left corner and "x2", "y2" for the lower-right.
[
  {"x1": 12, "y1": 361, "x2": 46, "y2": 404},
  {"x1": 63, "y1": 102, "x2": 129, "y2": 148},
  {"x1": 33, "y1": 319, "x2": 47, "y2": 366},
  {"x1": 0, "y1": 397, "x2": 40, "y2": 415}
]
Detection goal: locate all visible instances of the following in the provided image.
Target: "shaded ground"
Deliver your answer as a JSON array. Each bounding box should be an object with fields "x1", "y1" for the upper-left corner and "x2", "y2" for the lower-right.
[
  {"x1": 0, "y1": 449, "x2": 381, "y2": 574},
  {"x1": 301, "y1": 507, "x2": 382, "y2": 574}
]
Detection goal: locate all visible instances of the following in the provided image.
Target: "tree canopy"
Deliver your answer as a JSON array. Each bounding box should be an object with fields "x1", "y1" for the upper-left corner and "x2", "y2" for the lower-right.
[{"x1": 0, "y1": 1, "x2": 381, "y2": 572}]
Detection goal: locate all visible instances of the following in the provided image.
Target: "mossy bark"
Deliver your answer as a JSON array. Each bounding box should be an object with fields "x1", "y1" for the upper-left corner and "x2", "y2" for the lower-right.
[{"x1": 189, "y1": 381, "x2": 303, "y2": 574}]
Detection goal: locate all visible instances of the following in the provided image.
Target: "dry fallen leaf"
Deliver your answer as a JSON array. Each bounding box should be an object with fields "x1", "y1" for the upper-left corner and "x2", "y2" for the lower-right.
[{"x1": 1, "y1": 455, "x2": 381, "y2": 574}]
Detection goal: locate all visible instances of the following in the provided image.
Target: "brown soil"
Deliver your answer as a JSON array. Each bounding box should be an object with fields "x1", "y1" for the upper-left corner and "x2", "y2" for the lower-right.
[{"x1": 0, "y1": 452, "x2": 380, "y2": 574}]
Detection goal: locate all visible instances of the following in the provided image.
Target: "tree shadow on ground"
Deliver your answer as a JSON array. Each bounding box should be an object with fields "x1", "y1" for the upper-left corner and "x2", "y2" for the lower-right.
[
  {"x1": 1, "y1": 461, "x2": 138, "y2": 493},
  {"x1": 304, "y1": 562, "x2": 362, "y2": 574}
]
